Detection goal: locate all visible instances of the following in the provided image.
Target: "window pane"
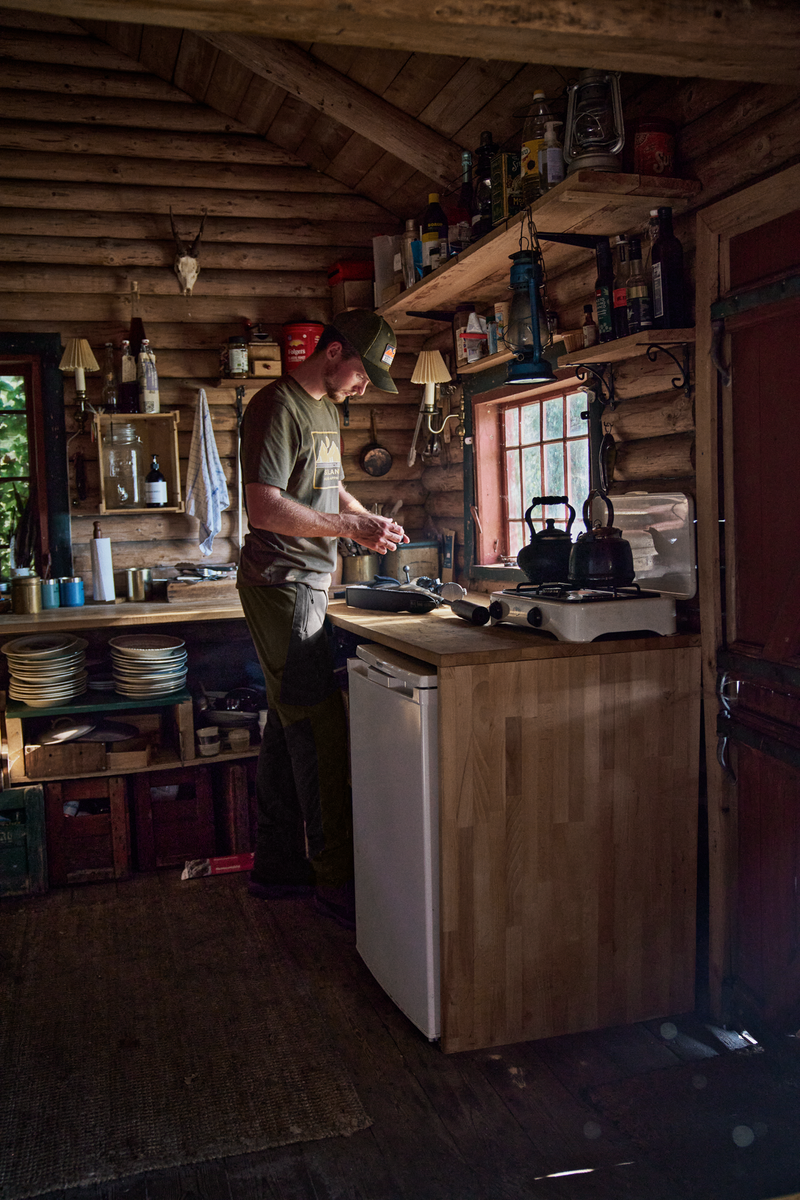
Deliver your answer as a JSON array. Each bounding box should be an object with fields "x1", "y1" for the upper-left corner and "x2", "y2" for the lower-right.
[
  {"x1": 567, "y1": 438, "x2": 590, "y2": 512},
  {"x1": 567, "y1": 391, "x2": 588, "y2": 436},
  {"x1": 520, "y1": 403, "x2": 540, "y2": 445},
  {"x1": 542, "y1": 397, "x2": 563, "y2": 441},
  {"x1": 508, "y1": 521, "x2": 524, "y2": 559},
  {"x1": 0, "y1": 413, "x2": 30, "y2": 476},
  {"x1": 521, "y1": 446, "x2": 541, "y2": 517},
  {"x1": 505, "y1": 408, "x2": 519, "y2": 447},
  {"x1": 0, "y1": 376, "x2": 25, "y2": 411},
  {"x1": 543, "y1": 441, "x2": 565, "y2": 497},
  {"x1": 506, "y1": 449, "x2": 521, "y2": 520}
]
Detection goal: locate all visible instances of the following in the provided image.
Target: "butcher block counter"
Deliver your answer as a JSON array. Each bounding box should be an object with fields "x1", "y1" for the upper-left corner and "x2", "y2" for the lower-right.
[{"x1": 329, "y1": 598, "x2": 702, "y2": 1054}]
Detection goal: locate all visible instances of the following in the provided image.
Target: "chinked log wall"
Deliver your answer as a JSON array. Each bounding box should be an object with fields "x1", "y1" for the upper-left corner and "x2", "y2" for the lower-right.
[
  {"x1": 0, "y1": 18, "x2": 428, "y2": 579},
  {"x1": 421, "y1": 76, "x2": 800, "y2": 578}
]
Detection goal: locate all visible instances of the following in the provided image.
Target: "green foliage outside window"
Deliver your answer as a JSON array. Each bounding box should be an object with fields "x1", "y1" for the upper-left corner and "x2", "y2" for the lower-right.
[{"x1": 0, "y1": 375, "x2": 30, "y2": 580}]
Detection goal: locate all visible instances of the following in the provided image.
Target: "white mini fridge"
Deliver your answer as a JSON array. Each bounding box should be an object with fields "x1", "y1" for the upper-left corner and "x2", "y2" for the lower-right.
[{"x1": 347, "y1": 643, "x2": 440, "y2": 1039}]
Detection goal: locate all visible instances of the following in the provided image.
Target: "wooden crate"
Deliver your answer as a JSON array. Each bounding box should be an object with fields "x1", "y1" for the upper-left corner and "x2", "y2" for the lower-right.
[
  {"x1": 133, "y1": 765, "x2": 215, "y2": 870},
  {"x1": 45, "y1": 776, "x2": 131, "y2": 886},
  {"x1": 24, "y1": 740, "x2": 107, "y2": 780},
  {"x1": 213, "y1": 759, "x2": 258, "y2": 855},
  {"x1": 0, "y1": 785, "x2": 47, "y2": 896}
]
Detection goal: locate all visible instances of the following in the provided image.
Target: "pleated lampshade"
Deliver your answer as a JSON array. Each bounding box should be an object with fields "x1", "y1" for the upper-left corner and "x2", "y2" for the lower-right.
[
  {"x1": 411, "y1": 349, "x2": 451, "y2": 385},
  {"x1": 58, "y1": 339, "x2": 99, "y2": 373}
]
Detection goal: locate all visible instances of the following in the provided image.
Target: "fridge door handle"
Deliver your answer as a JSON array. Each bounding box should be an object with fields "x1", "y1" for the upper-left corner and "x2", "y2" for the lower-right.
[{"x1": 366, "y1": 665, "x2": 407, "y2": 688}]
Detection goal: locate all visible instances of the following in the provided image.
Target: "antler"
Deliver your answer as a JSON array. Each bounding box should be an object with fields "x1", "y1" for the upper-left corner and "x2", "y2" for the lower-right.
[
  {"x1": 169, "y1": 206, "x2": 188, "y2": 256},
  {"x1": 189, "y1": 209, "x2": 207, "y2": 257}
]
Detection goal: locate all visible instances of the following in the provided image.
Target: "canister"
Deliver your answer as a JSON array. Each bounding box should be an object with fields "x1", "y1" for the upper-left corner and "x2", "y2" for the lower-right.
[
  {"x1": 12, "y1": 574, "x2": 42, "y2": 614},
  {"x1": 633, "y1": 119, "x2": 676, "y2": 176},
  {"x1": 40, "y1": 579, "x2": 61, "y2": 609},
  {"x1": 227, "y1": 336, "x2": 249, "y2": 378},
  {"x1": 126, "y1": 567, "x2": 153, "y2": 602},
  {"x1": 60, "y1": 576, "x2": 85, "y2": 607}
]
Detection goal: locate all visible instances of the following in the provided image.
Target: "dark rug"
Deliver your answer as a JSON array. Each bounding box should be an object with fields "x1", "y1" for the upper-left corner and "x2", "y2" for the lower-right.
[
  {"x1": 588, "y1": 1049, "x2": 800, "y2": 1200},
  {"x1": 0, "y1": 880, "x2": 370, "y2": 1200}
]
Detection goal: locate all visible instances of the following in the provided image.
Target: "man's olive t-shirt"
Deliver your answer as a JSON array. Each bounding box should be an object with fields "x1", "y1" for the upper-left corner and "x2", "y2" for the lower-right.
[{"x1": 238, "y1": 374, "x2": 344, "y2": 588}]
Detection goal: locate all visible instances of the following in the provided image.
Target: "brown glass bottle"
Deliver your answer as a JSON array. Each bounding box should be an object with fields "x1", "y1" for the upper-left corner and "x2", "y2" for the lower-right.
[{"x1": 651, "y1": 206, "x2": 687, "y2": 328}]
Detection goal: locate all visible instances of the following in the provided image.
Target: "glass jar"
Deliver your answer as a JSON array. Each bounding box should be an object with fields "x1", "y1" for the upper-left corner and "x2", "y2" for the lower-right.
[
  {"x1": 103, "y1": 422, "x2": 144, "y2": 508},
  {"x1": 228, "y1": 336, "x2": 249, "y2": 378}
]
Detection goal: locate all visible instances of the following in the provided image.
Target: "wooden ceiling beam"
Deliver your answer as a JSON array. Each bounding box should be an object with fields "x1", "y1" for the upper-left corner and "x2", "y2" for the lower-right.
[
  {"x1": 198, "y1": 32, "x2": 464, "y2": 188},
  {"x1": 12, "y1": 0, "x2": 800, "y2": 86}
]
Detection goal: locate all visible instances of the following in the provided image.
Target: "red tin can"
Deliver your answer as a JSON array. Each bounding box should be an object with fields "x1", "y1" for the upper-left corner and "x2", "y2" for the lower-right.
[{"x1": 634, "y1": 120, "x2": 676, "y2": 176}]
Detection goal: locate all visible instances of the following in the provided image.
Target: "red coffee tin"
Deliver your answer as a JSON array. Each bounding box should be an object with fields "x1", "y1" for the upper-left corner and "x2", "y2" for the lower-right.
[{"x1": 634, "y1": 120, "x2": 676, "y2": 176}]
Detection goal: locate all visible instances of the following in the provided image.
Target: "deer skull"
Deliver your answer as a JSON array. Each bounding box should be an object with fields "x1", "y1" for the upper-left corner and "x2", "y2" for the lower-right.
[{"x1": 169, "y1": 207, "x2": 206, "y2": 295}]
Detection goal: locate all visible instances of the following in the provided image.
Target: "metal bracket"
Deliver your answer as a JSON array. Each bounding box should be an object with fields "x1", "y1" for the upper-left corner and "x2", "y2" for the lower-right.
[
  {"x1": 644, "y1": 342, "x2": 692, "y2": 397},
  {"x1": 573, "y1": 361, "x2": 616, "y2": 409}
]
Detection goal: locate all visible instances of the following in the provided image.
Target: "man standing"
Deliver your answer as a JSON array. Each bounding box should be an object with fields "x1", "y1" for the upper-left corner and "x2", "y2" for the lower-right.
[{"x1": 237, "y1": 310, "x2": 407, "y2": 928}]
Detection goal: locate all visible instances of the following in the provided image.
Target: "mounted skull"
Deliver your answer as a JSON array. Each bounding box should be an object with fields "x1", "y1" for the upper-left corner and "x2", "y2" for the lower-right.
[{"x1": 169, "y1": 207, "x2": 207, "y2": 296}]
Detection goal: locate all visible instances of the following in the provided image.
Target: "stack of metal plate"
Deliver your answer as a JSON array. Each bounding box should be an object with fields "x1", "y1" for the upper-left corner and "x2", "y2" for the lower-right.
[
  {"x1": 2, "y1": 634, "x2": 89, "y2": 707},
  {"x1": 109, "y1": 634, "x2": 188, "y2": 697}
]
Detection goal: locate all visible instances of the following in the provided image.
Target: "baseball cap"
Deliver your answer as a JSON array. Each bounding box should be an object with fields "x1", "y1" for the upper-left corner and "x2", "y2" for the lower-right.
[{"x1": 329, "y1": 310, "x2": 398, "y2": 394}]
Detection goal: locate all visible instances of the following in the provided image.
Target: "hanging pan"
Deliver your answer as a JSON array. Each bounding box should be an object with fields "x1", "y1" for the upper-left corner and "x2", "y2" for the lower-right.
[{"x1": 359, "y1": 409, "x2": 393, "y2": 477}]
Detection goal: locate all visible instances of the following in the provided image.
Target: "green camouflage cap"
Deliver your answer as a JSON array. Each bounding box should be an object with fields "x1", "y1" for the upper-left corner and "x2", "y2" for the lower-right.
[{"x1": 329, "y1": 309, "x2": 398, "y2": 394}]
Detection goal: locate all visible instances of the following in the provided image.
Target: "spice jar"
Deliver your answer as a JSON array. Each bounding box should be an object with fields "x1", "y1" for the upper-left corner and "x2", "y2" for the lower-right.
[
  {"x1": 12, "y1": 573, "x2": 42, "y2": 614},
  {"x1": 228, "y1": 336, "x2": 249, "y2": 378}
]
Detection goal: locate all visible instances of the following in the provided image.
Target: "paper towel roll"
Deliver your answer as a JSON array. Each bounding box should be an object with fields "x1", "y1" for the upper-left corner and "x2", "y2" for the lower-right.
[{"x1": 91, "y1": 537, "x2": 115, "y2": 602}]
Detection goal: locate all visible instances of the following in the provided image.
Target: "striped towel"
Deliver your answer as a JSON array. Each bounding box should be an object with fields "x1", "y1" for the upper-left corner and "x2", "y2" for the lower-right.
[{"x1": 185, "y1": 388, "x2": 230, "y2": 556}]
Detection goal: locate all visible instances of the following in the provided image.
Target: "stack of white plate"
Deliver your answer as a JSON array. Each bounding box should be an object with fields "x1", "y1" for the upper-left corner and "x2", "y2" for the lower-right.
[
  {"x1": 2, "y1": 634, "x2": 89, "y2": 707},
  {"x1": 109, "y1": 634, "x2": 188, "y2": 697}
]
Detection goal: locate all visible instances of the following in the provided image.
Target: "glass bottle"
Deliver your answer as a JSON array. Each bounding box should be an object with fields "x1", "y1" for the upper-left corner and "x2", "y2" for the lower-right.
[
  {"x1": 128, "y1": 281, "x2": 145, "y2": 358},
  {"x1": 651, "y1": 206, "x2": 687, "y2": 328},
  {"x1": 594, "y1": 239, "x2": 615, "y2": 343},
  {"x1": 137, "y1": 339, "x2": 160, "y2": 413},
  {"x1": 626, "y1": 237, "x2": 653, "y2": 333},
  {"x1": 537, "y1": 120, "x2": 564, "y2": 193},
  {"x1": 448, "y1": 151, "x2": 474, "y2": 255},
  {"x1": 612, "y1": 236, "x2": 630, "y2": 339},
  {"x1": 118, "y1": 339, "x2": 139, "y2": 413},
  {"x1": 100, "y1": 342, "x2": 118, "y2": 413},
  {"x1": 471, "y1": 131, "x2": 496, "y2": 240},
  {"x1": 582, "y1": 304, "x2": 598, "y2": 347},
  {"x1": 421, "y1": 193, "x2": 448, "y2": 276},
  {"x1": 400, "y1": 218, "x2": 418, "y2": 289},
  {"x1": 103, "y1": 422, "x2": 144, "y2": 508},
  {"x1": 520, "y1": 91, "x2": 551, "y2": 204},
  {"x1": 145, "y1": 454, "x2": 168, "y2": 508}
]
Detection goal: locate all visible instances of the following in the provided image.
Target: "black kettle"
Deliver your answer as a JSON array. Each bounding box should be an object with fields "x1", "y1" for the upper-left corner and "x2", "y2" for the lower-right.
[
  {"x1": 516, "y1": 495, "x2": 576, "y2": 584},
  {"x1": 567, "y1": 491, "x2": 635, "y2": 588}
]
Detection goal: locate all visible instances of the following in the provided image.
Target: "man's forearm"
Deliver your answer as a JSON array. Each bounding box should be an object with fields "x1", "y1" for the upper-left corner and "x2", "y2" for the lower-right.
[{"x1": 245, "y1": 483, "x2": 408, "y2": 554}]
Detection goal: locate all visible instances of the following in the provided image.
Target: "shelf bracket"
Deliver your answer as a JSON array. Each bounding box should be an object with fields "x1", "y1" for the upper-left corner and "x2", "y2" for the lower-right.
[
  {"x1": 573, "y1": 361, "x2": 616, "y2": 409},
  {"x1": 644, "y1": 342, "x2": 692, "y2": 397}
]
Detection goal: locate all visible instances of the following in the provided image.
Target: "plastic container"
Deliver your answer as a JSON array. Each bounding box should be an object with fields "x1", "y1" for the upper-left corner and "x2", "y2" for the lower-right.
[{"x1": 283, "y1": 323, "x2": 324, "y2": 373}]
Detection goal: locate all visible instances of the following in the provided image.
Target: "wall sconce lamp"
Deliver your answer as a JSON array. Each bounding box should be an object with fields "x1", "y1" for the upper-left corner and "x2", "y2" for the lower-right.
[
  {"x1": 408, "y1": 350, "x2": 464, "y2": 465},
  {"x1": 59, "y1": 338, "x2": 99, "y2": 434}
]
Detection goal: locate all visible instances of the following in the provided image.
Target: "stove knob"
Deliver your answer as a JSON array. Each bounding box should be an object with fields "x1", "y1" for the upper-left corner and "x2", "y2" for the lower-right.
[
  {"x1": 488, "y1": 600, "x2": 507, "y2": 621},
  {"x1": 527, "y1": 606, "x2": 543, "y2": 627}
]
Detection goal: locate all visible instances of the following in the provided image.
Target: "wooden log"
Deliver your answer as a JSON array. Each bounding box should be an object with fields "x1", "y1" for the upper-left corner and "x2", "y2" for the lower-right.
[
  {"x1": 425, "y1": 491, "x2": 465, "y2": 521},
  {"x1": 341, "y1": 478, "x2": 426, "y2": 507},
  {"x1": 70, "y1": 509, "x2": 242, "y2": 541},
  {"x1": 0, "y1": 88, "x2": 260, "y2": 133},
  {"x1": 678, "y1": 83, "x2": 800, "y2": 167},
  {"x1": 0, "y1": 150, "x2": 353, "y2": 194},
  {"x1": 340, "y1": 454, "x2": 424, "y2": 482},
  {"x1": 0, "y1": 9, "x2": 84, "y2": 32},
  {"x1": 420, "y1": 462, "x2": 465, "y2": 493},
  {"x1": 422, "y1": 514, "x2": 466, "y2": 544},
  {"x1": 0, "y1": 181, "x2": 391, "y2": 223},
  {"x1": 0, "y1": 115, "x2": 306, "y2": 164},
  {"x1": 0, "y1": 208, "x2": 392, "y2": 244},
  {"x1": 340, "y1": 428, "x2": 422, "y2": 458},
  {"x1": 0, "y1": 235, "x2": 366, "y2": 273},
  {"x1": 0, "y1": 30, "x2": 156, "y2": 72},
  {"x1": 687, "y1": 96, "x2": 800, "y2": 208},
  {"x1": 0, "y1": 60, "x2": 197, "y2": 106},
  {"x1": 614, "y1": 351, "x2": 697, "y2": 402},
  {"x1": 612, "y1": 432, "x2": 695, "y2": 480},
  {"x1": 609, "y1": 476, "x2": 696, "y2": 499},
  {"x1": 623, "y1": 76, "x2": 744, "y2": 129},
  {"x1": 72, "y1": 536, "x2": 243, "y2": 573},
  {"x1": 0, "y1": 264, "x2": 329, "y2": 299},
  {"x1": 0, "y1": 292, "x2": 333, "y2": 324},
  {"x1": 605, "y1": 390, "x2": 695, "y2": 441}
]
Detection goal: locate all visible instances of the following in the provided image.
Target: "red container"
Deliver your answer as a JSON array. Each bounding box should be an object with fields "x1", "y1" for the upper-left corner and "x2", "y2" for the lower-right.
[
  {"x1": 327, "y1": 260, "x2": 373, "y2": 286},
  {"x1": 282, "y1": 322, "x2": 324, "y2": 372},
  {"x1": 634, "y1": 120, "x2": 676, "y2": 176}
]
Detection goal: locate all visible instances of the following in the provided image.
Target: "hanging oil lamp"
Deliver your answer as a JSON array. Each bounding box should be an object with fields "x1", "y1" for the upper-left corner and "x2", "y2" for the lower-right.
[
  {"x1": 563, "y1": 69, "x2": 625, "y2": 174},
  {"x1": 503, "y1": 249, "x2": 557, "y2": 386}
]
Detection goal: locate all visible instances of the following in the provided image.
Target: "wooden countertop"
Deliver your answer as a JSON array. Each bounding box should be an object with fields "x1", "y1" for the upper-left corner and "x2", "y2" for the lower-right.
[
  {"x1": 327, "y1": 597, "x2": 700, "y2": 668},
  {"x1": 0, "y1": 596, "x2": 245, "y2": 636}
]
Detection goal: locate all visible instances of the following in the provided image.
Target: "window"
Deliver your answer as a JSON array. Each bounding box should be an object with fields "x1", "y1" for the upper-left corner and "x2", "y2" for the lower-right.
[
  {"x1": 0, "y1": 362, "x2": 48, "y2": 580},
  {"x1": 471, "y1": 380, "x2": 590, "y2": 566}
]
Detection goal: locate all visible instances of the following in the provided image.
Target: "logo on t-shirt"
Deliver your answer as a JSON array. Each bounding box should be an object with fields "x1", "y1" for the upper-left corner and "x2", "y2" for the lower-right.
[{"x1": 312, "y1": 431, "x2": 342, "y2": 490}]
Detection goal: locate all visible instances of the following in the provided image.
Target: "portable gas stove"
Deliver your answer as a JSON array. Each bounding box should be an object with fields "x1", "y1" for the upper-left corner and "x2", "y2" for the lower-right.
[{"x1": 489, "y1": 582, "x2": 677, "y2": 642}]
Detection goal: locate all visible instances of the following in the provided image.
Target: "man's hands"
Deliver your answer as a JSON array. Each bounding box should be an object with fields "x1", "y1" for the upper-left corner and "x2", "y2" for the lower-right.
[{"x1": 339, "y1": 510, "x2": 409, "y2": 554}]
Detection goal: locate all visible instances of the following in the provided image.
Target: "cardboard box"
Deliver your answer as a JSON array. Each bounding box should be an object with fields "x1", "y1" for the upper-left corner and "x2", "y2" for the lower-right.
[
  {"x1": 331, "y1": 278, "x2": 374, "y2": 313},
  {"x1": 107, "y1": 738, "x2": 151, "y2": 772}
]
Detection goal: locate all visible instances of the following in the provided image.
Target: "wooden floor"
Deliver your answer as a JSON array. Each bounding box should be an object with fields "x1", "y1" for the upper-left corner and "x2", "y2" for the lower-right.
[{"x1": 6, "y1": 870, "x2": 800, "y2": 1200}]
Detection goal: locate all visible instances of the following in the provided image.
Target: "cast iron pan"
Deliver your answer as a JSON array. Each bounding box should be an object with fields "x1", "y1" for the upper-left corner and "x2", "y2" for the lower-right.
[{"x1": 360, "y1": 410, "x2": 393, "y2": 477}]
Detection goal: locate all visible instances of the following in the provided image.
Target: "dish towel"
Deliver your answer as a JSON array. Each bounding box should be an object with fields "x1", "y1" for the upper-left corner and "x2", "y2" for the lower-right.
[{"x1": 185, "y1": 388, "x2": 230, "y2": 556}]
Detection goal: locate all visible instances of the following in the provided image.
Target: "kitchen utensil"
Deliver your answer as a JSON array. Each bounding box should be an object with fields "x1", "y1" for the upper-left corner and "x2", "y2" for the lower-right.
[
  {"x1": 38, "y1": 718, "x2": 97, "y2": 745},
  {"x1": 359, "y1": 410, "x2": 393, "y2": 477},
  {"x1": 345, "y1": 584, "x2": 439, "y2": 614},
  {"x1": 568, "y1": 491, "x2": 635, "y2": 588},
  {"x1": 76, "y1": 720, "x2": 141, "y2": 743},
  {"x1": 342, "y1": 553, "x2": 381, "y2": 584},
  {"x1": 598, "y1": 425, "x2": 617, "y2": 493},
  {"x1": 126, "y1": 567, "x2": 152, "y2": 602},
  {"x1": 516, "y1": 496, "x2": 576, "y2": 584}
]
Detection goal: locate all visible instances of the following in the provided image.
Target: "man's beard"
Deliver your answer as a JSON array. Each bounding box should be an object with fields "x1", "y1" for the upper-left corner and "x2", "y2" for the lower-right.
[{"x1": 323, "y1": 373, "x2": 349, "y2": 403}]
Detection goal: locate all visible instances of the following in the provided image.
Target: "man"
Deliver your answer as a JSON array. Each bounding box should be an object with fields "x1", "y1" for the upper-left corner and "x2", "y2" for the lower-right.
[{"x1": 237, "y1": 310, "x2": 407, "y2": 928}]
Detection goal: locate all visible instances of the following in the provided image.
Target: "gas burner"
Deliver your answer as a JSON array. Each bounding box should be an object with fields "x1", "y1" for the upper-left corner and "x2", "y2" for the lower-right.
[
  {"x1": 490, "y1": 585, "x2": 677, "y2": 641},
  {"x1": 502, "y1": 581, "x2": 660, "y2": 603}
]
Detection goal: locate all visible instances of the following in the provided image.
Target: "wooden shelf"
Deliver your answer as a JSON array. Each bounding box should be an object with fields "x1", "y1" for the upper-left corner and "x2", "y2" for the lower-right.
[
  {"x1": 378, "y1": 171, "x2": 701, "y2": 333},
  {"x1": 94, "y1": 411, "x2": 184, "y2": 515},
  {"x1": 8, "y1": 745, "x2": 259, "y2": 785},
  {"x1": 557, "y1": 328, "x2": 696, "y2": 368},
  {"x1": 4, "y1": 688, "x2": 192, "y2": 720}
]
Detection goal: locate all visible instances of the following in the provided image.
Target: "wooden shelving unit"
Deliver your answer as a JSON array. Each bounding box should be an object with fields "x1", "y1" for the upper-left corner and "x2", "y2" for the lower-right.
[
  {"x1": 378, "y1": 171, "x2": 701, "y2": 335},
  {"x1": 94, "y1": 411, "x2": 184, "y2": 514},
  {"x1": 557, "y1": 327, "x2": 696, "y2": 368}
]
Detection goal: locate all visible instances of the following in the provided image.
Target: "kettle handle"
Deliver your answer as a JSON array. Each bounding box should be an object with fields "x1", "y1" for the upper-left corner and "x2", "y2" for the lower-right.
[
  {"x1": 529, "y1": 495, "x2": 576, "y2": 535},
  {"x1": 582, "y1": 489, "x2": 614, "y2": 531}
]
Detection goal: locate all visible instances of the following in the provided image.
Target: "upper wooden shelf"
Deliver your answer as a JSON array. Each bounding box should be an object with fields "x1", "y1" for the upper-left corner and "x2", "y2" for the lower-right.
[
  {"x1": 557, "y1": 328, "x2": 696, "y2": 368},
  {"x1": 378, "y1": 171, "x2": 701, "y2": 333}
]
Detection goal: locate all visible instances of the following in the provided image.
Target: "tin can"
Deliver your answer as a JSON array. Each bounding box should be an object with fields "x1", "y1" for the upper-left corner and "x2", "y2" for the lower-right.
[
  {"x1": 12, "y1": 574, "x2": 42, "y2": 614},
  {"x1": 40, "y1": 579, "x2": 61, "y2": 609},
  {"x1": 634, "y1": 120, "x2": 676, "y2": 176},
  {"x1": 60, "y1": 576, "x2": 85, "y2": 607}
]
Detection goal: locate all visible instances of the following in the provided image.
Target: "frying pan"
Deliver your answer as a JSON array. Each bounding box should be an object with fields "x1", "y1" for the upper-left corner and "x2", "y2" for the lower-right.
[{"x1": 359, "y1": 410, "x2": 393, "y2": 477}]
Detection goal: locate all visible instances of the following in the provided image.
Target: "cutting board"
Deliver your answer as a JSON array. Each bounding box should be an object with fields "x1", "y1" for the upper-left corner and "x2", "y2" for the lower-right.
[{"x1": 166, "y1": 577, "x2": 239, "y2": 603}]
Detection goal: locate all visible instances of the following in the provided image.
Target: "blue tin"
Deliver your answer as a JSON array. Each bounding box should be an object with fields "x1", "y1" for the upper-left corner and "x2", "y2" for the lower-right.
[
  {"x1": 60, "y1": 576, "x2": 84, "y2": 607},
  {"x1": 40, "y1": 579, "x2": 61, "y2": 609}
]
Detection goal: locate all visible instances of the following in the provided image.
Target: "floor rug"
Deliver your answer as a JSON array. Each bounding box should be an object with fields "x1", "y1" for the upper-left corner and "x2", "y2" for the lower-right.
[{"x1": 0, "y1": 879, "x2": 370, "y2": 1200}]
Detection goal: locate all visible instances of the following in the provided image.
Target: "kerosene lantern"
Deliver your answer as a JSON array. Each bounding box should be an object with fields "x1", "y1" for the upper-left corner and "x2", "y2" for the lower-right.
[
  {"x1": 563, "y1": 69, "x2": 625, "y2": 174},
  {"x1": 503, "y1": 249, "x2": 557, "y2": 386}
]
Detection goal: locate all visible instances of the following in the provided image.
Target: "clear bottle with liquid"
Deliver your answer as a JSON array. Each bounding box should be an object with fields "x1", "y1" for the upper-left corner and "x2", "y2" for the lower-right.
[
  {"x1": 537, "y1": 120, "x2": 564, "y2": 192},
  {"x1": 400, "y1": 218, "x2": 418, "y2": 289},
  {"x1": 520, "y1": 90, "x2": 551, "y2": 204},
  {"x1": 100, "y1": 342, "x2": 118, "y2": 413},
  {"x1": 137, "y1": 339, "x2": 160, "y2": 413}
]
